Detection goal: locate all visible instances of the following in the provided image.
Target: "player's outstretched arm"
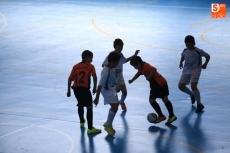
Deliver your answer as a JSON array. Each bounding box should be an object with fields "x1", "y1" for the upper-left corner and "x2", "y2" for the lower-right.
[
  {"x1": 67, "y1": 79, "x2": 72, "y2": 97},
  {"x1": 129, "y1": 73, "x2": 141, "y2": 84},
  {"x1": 201, "y1": 55, "x2": 210, "y2": 69},
  {"x1": 93, "y1": 85, "x2": 102, "y2": 107},
  {"x1": 126, "y1": 50, "x2": 140, "y2": 62}
]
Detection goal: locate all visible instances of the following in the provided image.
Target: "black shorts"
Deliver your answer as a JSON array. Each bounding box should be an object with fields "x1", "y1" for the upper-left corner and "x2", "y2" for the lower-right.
[
  {"x1": 72, "y1": 86, "x2": 92, "y2": 107},
  {"x1": 149, "y1": 80, "x2": 169, "y2": 99}
]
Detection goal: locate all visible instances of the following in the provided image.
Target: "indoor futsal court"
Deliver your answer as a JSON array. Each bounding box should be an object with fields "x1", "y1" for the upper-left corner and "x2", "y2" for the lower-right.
[{"x1": 0, "y1": 0, "x2": 230, "y2": 153}]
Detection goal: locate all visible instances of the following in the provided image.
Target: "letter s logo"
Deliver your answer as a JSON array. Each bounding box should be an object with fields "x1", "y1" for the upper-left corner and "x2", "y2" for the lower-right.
[{"x1": 212, "y1": 4, "x2": 220, "y2": 12}]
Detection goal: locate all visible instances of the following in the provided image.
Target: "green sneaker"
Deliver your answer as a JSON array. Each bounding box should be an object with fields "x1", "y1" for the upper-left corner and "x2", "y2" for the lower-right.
[
  {"x1": 165, "y1": 115, "x2": 177, "y2": 125},
  {"x1": 80, "y1": 120, "x2": 85, "y2": 128},
  {"x1": 103, "y1": 122, "x2": 116, "y2": 133},
  {"x1": 87, "y1": 127, "x2": 102, "y2": 134},
  {"x1": 104, "y1": 125, "x2": 115, "y2": 136},
  {"x1": 103, "y1": 121, "x2": 108, "y2": 128}
]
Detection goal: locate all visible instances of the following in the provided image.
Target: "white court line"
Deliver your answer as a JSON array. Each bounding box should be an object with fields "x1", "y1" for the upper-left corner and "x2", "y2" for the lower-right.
[
  {"x1": 0, "y1": 123, "x2": 75, "y2": 153},
  {"x1": 0, "y1": 123, "x2": 37, "y2": 139},
  {"x1": 0, "y1": 12, "x2": 7, "y2": 33},
  {"x1": 37, "y1": 125, "x2": 75, "y2": 153}
]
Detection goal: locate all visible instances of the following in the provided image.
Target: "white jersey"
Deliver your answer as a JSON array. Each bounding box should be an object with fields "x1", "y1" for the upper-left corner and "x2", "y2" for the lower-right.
[
  {"x1": 181, "y1": 47, "x2": 209, "y2": 74},
  {"x1": 102, "y1": 52, "x2": 127, "y2": 74},
  {"x1": 99, "y1": 66, "x2": 117, "y2": 95}
]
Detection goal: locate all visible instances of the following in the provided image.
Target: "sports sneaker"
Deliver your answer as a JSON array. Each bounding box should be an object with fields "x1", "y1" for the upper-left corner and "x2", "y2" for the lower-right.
[
  {"x1": 80, "y1": 120, "x2": 85, "y2": 128},
  {"x1": 103, "y1": 122, "x2": 116, "y2": 133},
  {"x1": 165, "y1": 115, "x2": 177, "y2": 125},
  {"x1": 87, "y1": 127, "x2": 102, "y2": 134},
  {"x1": 104, "y1": 125, "x2": 115, "y2": 136},
  {"x1": 196, "y1": 104, "x2": 204, "y2": 113},
  {"x1": 154, "y1": 115, "x2": 166, "y2": 124},
  {"x1": 190, "y1": 95, "x2": 196, "y2": 104},
  {"x1": 119, "y1": 101, "x2": 127, "y2": 111}
]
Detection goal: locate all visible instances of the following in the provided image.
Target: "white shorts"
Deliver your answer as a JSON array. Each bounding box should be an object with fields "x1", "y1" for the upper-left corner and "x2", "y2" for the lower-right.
[
  {"x1": 116, "y1": 73, "x2": 125, "y2": 85},
  {"x1": 179, "y1": 73, "x2": 200, "y2": 85},
  {"x1": 101, "y1": 91, "x2": 118, "y2": 105}
]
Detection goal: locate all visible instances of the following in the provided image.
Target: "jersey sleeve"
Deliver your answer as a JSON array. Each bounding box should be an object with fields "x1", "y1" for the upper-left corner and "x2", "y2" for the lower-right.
[
  {"x1": 199, "y1": 49, "x2": 210, "y2": 57},
  {"x1": 181, "y1": 49, "x2": 186, "y2": 57},
  {"x1": 102, "y1": 56, "x2": 108, "y2": 65},
  {"x1": 99, "y1": 67, "x2": 109, "y2": 87},
  {"x1": 120, "y1": 53, "x2": 127, "y2": 64},
  {"x1": 68, "y1": 66, "x2": 75, "y2": 81}
]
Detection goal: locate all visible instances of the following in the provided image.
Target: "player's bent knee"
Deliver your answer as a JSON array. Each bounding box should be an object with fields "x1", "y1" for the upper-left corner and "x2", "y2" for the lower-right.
[
  {"x1": 110, "y1": 105, "x2": 119, "y2": 112},
  {"x1": 149, "y1": 99, "x2": 156, "y2": 104},
  {"x1": 122, "y1": 91, "x2": 127, "y2": 96},
  {"x1": 116, "y1": 89, "x2": 121, "y2": 93},
  {"x1": 178, "y1": 84, "x2": 185, "y2": 91},
  {"x1": 162, "y1": 96, "x2": 169, "y2": 103},
  {"x1": 191, "y1": 83, "x2": 198, "y2": 91}
]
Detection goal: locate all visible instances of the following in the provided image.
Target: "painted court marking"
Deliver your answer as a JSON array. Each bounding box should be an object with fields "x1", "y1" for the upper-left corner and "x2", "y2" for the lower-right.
[
  {"x1": 0, "y1": 12, "x2": 7, "y2": 33},
  {"x1": 0, "y1": 123, "x2": 75, "y2": 153}
]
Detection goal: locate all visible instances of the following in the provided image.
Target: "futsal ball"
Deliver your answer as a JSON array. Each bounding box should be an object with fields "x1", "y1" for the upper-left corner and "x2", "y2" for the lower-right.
[{"x1": 147, "y1": 113, "x2": 157, "y2": 123}]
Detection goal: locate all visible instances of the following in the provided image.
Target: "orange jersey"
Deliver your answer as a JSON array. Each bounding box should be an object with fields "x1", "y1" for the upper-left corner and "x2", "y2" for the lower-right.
[
  {"x1": 137, "y1": 62, "x2": 166, "y2": 88},
  {"x1": 68, "y1": 62, "x2": 96, "y2": 88}
]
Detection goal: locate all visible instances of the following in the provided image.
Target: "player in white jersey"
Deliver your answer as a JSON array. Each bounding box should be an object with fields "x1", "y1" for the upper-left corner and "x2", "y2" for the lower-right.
[
  {"x1": 93, "y1": 52, "x2": 121, "y2": 136},
  {"x1": 102, "y1": 38, "x2": 140, "y2": 111},
  {"x1": 178, "y1": 35, "x2": 210, "y2": 113}
]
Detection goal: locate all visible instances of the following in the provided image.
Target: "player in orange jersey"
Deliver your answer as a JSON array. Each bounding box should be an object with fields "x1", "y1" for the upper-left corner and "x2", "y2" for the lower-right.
[
  {"x1": 129, "y1": 56, "x2": 177, "y2": 125},
  {"x1": 67, "y1": 50, "x2": 101, "y2": 134}
]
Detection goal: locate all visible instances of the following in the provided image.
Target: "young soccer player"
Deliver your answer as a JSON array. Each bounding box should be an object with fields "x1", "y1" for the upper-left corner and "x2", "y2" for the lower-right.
[
  {"x1": 102, "y1": 38, "x2": 140, "y2": 111},
  {"x1": 178, "y1": 35, "x2": 210, "y2": 113},
  {"x1": 67, "y1": 50, "x2": 101, "y2": 134},
  {"x1": 129, "y1": 56, "x2": 177, "y2": 125},
  {"x1": 94, "y1": 52, "x2": 121, "y2": 136}
]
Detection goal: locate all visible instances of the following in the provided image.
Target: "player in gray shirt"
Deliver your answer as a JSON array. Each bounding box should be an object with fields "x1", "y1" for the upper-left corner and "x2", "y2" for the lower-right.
[{"x1": 178, "y1": 35, "x2": 210, "y2": 113}]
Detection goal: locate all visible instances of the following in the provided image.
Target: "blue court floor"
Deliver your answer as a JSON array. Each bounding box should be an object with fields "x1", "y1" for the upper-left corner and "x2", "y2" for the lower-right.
[{"x1": 0, "y1": 0, "x2": 230, "y2": 153}]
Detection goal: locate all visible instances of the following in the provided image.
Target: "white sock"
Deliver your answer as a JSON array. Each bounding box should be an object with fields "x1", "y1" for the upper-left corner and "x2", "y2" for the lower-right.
[{"x1": 107, "y1": 110, "x2": 116, "y2": 126}]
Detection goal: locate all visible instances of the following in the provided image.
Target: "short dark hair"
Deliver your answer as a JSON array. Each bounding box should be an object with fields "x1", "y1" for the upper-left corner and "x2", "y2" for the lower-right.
[
  {"x1": 130, "y1": 56, "x2": 143, "y2": 66},
  {"x1": 108, "y1": 52, "x2": 121, "y2": 63},
  {"x1": 113, "y1": 38, "x2": 124, "y2": 48},
  {"x1": 82, "y1": 50, "x2": 93, "y2": 59},
  {"x1": 184, "y1": 35, "x2": 195, "y2": 44}
]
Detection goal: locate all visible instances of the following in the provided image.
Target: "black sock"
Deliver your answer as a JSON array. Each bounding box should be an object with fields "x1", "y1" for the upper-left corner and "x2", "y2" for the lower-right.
[
  {"x1": 87, "y1": 108, "x2": 93, "y2": 129},
  {"x1": 78, "y1": 106, "x2": 84, "y2": 123},
  {"x1": 165, "y1": 101, "x2": 174, "y2": 117},
  {"x1": 150, "y1": 101, "x2": 164, "y2": 116}
]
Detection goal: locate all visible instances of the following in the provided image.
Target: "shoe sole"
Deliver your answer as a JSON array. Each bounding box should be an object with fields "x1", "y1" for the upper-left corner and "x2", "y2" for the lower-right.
[
  {"x1": 195, "y1": 105, "x2": 204, "y2": 113},
  {"x1": 104, "y1": 128, "x2": 115, "y2": 136},
  {"x1": 165, "y1": 117, "x2": 177, "y2": 125},
  {"x1": 103, "y1": 123, "x2": 116, "y2": 133},
  {"x1": 154, "y1": 118, "x2": 166, "y2": 124},
  {"x1": 195, "y1": 109, "x2": 204, "y2": 113},
  {"x1": 87, "y1": 131, "x2": 101, "y2": 134}
]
